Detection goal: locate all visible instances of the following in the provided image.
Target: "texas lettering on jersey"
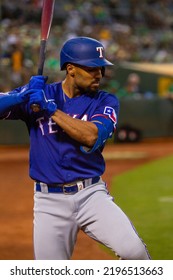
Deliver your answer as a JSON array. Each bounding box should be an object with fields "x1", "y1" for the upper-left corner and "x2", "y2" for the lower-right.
[
  {"x1": 36, "y1": 106, "x2": 117, "y2": 137},
  {"x1": 36, "y1": 114, "x2": 89, "y2": 136}
]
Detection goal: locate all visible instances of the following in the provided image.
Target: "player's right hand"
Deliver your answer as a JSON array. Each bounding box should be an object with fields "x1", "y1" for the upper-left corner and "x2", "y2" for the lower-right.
[{"x1": 28, "y1": 89, "x2": 57, "y2": 117}]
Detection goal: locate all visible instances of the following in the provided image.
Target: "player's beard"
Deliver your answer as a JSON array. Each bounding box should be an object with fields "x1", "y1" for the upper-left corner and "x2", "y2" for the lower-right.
[
  {"x1": 80, "y1": 86, "x2": 99, "y2": 95},
  {"x1": 80, "y1": 81, "x2": 100, "y2": 95}
]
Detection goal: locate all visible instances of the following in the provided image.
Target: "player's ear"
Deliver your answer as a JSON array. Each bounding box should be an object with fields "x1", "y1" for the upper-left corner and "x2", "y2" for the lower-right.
[{"x1": 66, "y1": 64, "x2": 75, "y2": 77}]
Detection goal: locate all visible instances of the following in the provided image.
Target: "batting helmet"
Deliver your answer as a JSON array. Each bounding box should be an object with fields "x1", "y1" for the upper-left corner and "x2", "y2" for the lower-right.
[{"x1": 60, "y1": 37, "x2": 113, "y2": 70}]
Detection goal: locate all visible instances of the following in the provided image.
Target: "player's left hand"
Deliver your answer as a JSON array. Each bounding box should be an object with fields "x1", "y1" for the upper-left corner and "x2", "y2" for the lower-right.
[
  {"x1": 29, "y1": 75, "x2": 48, "y2": 89},
  {"x1": 28, "y1": 89, "x2": 57, "y2": 117}
]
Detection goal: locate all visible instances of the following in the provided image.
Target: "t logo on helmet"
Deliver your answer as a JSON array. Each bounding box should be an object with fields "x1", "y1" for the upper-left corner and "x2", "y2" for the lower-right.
[{"x1": 96, "y1": 47, "x2": 104, "y2": 58}]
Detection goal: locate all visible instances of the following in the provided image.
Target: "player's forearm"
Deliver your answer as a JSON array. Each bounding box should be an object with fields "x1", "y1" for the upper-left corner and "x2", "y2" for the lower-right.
[
  {"x1": 0, "y1": 88, "x2": 29, "y2": 116},
  {"x1": 52, "y1": 109, "x2": 98, "y2": 147},
  {"x1": 0, "y1": 94, "x2": 18, "y2": 115}
]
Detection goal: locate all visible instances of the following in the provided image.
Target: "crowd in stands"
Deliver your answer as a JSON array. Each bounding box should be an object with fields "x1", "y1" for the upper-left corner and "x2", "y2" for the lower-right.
[{"x1": 1, "y1": 0, "x2": 173, "y2": 93}]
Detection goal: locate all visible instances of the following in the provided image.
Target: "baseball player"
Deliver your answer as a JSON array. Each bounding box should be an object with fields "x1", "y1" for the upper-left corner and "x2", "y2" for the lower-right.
[{"x1": 0, "y1": 37, "x2": 151, "y2": 260}]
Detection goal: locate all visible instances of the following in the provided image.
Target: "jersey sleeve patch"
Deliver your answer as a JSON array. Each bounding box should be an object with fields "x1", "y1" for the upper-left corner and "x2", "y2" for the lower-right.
[{"x1": 103, "y1": 106, "x2": 117, "y2": 126}]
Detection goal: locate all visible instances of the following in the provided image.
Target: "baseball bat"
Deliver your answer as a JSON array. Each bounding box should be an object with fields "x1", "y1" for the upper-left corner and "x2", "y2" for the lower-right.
[{"x1": 31, "y1": 0, "x2": 55, "y2": 112}]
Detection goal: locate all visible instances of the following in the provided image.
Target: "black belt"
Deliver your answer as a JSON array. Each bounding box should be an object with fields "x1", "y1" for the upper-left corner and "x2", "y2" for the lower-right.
[{"x1": 35, "y1": 176, "x2": 100, "y2": 194}]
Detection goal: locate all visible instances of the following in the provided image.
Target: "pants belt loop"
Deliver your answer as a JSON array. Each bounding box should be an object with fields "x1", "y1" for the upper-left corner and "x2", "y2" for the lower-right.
[
  {"x1": 40, "y1": 182, "x2": 48, "y2": 193},
  {"x1": 84, "y1": 178, "x2": 92, "y2": 187}
]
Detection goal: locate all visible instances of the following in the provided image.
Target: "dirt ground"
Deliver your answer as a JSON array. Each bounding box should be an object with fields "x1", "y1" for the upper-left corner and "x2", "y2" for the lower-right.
[{"x1": 0, "y1": 138, "x2": 173, "y2": 260}]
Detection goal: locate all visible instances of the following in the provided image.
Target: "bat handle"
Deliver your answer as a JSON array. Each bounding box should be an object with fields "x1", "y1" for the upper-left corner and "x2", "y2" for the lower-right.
[
  {"x1": 37, "y1": 40, "x2": 47, "y2": 76},
  {"x1": 30, "y1": 40, "x2": 47, "y2": 112}
]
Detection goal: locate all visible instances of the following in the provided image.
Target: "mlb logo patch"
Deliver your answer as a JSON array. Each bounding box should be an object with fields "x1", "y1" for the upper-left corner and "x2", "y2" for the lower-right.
[{"x1": 104, "y1": 106, "x2": 117, "y2": 124}]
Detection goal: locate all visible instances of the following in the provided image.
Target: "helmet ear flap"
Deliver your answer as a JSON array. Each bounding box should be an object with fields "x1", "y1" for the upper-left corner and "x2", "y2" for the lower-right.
[{"x1": 61, "y1": 63, "x2": 67, "y2": 71}]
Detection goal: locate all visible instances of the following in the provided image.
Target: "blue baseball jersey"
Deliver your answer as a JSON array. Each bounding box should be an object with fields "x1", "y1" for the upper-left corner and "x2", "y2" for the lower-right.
[{"x1": 0, "y1": 82, "x2": 119, "y2": 184}]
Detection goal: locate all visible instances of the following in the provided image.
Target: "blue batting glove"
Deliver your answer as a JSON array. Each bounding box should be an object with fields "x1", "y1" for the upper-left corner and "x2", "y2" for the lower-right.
[
  {"x1": 29, "y1": 75, "x2": 48, "y2": 89},
  {"x1": 15, "y1": 87, "x2": 30, "y2": 103},
  {"x1": 46, "y1": 101, "x2": 58, "y2": 117},
  {"x1": 29, "y1": 89, "x2": 47, "y2": 110},
  {"x1": 28, "y1": 89, "x2": 57, "y2": 117}
]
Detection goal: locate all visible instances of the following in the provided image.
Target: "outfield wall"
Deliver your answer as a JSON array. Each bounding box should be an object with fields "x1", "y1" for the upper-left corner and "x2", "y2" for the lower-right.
[{"x1": 118, "y1": 98, "x2": 173, "y2": 138}]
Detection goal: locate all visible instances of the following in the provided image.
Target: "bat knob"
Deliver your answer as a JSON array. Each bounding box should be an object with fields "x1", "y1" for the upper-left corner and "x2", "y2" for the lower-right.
[{"x1": 30, "y1": 104, "x2": 41, "y2": 112}]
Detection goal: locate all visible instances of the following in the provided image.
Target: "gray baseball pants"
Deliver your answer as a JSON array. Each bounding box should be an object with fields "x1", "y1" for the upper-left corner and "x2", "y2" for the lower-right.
[{"x1": 33, "y1": 179, "x2": 150, "y2": 260}]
